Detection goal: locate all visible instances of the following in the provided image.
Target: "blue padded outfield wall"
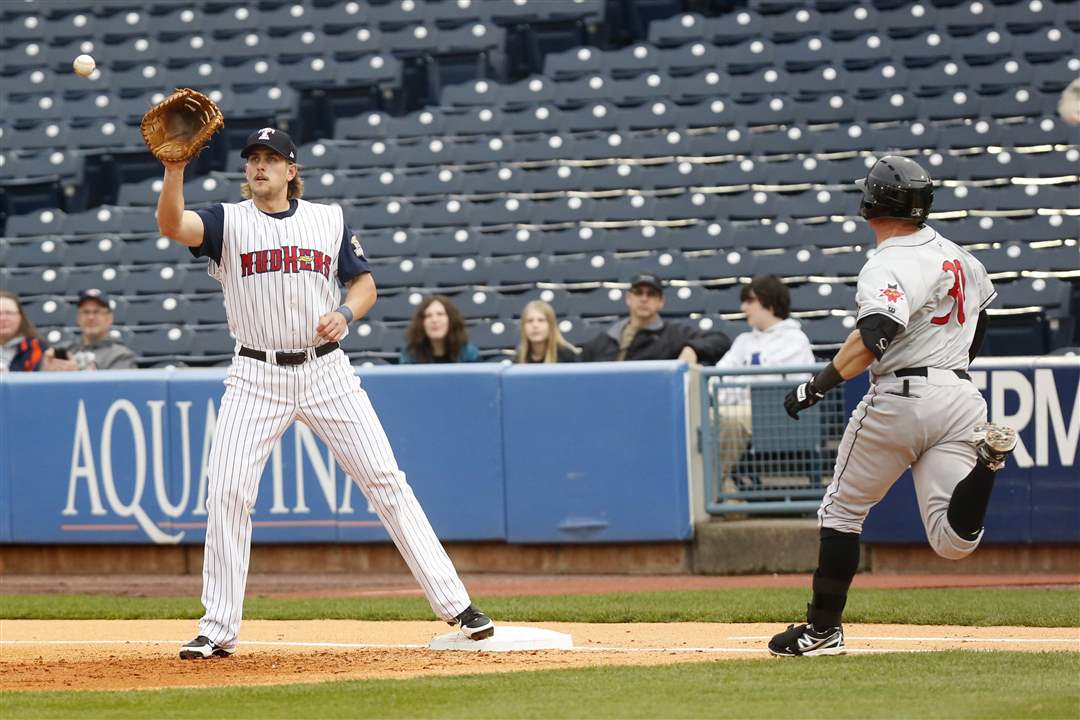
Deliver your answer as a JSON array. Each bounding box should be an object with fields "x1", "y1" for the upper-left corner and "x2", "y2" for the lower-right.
[
  {"x1": 858, "y1": 358, "x2": 1080, "y2": 544},
  {"x1": 0, "y1": 358, "x2": 1075, "y2": 546},
  {"x1": 0, "y1": 361, "x2": 690, "y2": 545}
]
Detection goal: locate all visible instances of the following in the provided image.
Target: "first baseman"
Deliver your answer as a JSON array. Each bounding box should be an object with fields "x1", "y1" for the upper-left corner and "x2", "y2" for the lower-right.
[
  {"x1": 769, "y1": 156, "x2": 1017, "y2": 657},
  {"x1": 156, "y1": 127, "x2": 494, "y2": 659}
]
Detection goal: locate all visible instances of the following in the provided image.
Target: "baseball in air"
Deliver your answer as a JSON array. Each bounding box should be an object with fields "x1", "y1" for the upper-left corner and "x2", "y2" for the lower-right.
[{"x1": 73, "y1": 54, "x2": 96, "y2": 77}]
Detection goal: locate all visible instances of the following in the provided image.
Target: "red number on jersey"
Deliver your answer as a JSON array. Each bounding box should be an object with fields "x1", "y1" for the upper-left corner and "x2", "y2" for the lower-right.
[{"x1": 931, "y1": 259, "x2": 966, "y2": 326}]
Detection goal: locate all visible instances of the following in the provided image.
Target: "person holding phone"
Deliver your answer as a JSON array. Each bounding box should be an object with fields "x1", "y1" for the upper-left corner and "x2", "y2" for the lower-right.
[{"x1": 44, "y1": 289, "x2": 137, "y2": 371}]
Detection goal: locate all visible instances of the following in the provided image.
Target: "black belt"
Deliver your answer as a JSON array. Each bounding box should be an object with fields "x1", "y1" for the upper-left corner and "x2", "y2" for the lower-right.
[
  {"x1": 239, "y1": 342, "x2": 339, "y2": 366},
  {"x1": 895, "y1": 367, "x2": 971, "y2": 381}
]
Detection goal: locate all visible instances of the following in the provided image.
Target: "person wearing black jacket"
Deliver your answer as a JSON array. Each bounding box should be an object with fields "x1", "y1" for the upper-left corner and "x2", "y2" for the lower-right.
[{"x1": 580, "y1": 274, "x2": 731, "y2": 364}]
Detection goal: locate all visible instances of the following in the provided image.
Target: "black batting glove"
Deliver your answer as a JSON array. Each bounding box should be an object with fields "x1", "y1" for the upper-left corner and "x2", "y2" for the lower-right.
[{"x1": 784, "y1": 380, "x2": 825, "y2": 420}]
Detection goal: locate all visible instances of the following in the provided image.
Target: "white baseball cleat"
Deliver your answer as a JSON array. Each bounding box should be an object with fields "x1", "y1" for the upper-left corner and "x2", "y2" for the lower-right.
[{"x1": 972, "y1": 422, "x2": 1017, "y2": 470}]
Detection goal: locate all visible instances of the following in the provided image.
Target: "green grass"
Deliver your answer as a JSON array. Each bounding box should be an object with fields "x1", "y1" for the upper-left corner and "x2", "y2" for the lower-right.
[
  {"x1": 2, "y1": 587, "x2": 1078, "y2": 627},
  {"x1": 3, "y1": 652, "x2": 1077, "y2": 719}
]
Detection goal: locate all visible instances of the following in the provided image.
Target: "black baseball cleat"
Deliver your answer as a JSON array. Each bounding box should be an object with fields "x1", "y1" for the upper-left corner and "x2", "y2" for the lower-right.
[
  {"x1": 768, "y1": 623, "x2": 845, "y2": 657},
  {"x1": 179, "y1": 635, "x2": 235, "y2": 659},
  {"x1": 450, "y1": 604, "x2": 495, "y2": 641},
  {"x1": 972, "y1": 422, "x2": 1017, "y2": 470}
]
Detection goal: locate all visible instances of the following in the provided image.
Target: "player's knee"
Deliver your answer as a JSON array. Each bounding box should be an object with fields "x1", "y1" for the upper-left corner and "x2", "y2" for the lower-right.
[{"x1": 928, "y1": 524, "x2": 980, "y2": 560}]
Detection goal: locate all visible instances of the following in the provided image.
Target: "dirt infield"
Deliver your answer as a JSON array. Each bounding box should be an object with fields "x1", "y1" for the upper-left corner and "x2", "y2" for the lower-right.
[{"x1": 3, "y1": 619, "x2": 1078, "y2": 693}]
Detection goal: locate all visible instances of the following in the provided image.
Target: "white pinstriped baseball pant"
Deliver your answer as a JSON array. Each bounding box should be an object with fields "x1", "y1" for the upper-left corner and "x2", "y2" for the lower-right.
[{"x1": 198, "y1": 350, "x2": 471, "y2": 648}]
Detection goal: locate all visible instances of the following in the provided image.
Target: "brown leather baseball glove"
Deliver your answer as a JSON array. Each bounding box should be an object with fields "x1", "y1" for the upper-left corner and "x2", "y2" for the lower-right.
[{"x1": 140, "y1": 88, "x2": 224, "y2": 163}]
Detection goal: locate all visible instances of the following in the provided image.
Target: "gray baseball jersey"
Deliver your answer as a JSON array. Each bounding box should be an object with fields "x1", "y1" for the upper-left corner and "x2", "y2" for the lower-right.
[
  {"x1": 818, "y1": 224, "x2": 997, "y2": 561},
  {"x1": 855, "y1": 225, "x2": 995, "y2": 376}
]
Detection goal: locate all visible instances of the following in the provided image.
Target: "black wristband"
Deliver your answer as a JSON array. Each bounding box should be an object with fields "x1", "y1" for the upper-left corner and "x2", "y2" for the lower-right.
[
  {"x1": 336, "y1": 305, "x2": 354, "y2": 324},
  {"x1": 811, "y1": 362, "x2": 844, "y2": 394}
]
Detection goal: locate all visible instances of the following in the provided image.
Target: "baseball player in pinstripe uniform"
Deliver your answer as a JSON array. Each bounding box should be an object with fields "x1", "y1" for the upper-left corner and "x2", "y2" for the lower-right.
[
  {"x1": 768, "y1": 156, "x2": 1017, "y2": 657},
  {"x1": 157, "y1": 128, "x2": 494, "y2": 659}
]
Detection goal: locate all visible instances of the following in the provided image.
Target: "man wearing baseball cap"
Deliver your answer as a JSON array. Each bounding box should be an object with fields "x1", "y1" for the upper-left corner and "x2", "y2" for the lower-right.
[
  {"x1": 44, "y1": 289, "x2": 137, "y2": 371},
  {"x1": 581, "y1": 273, "x2": 731, "y2": 363}
]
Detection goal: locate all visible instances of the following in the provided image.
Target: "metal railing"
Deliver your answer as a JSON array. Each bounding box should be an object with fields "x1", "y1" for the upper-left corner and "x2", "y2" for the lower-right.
[{"x1": 698, "y1": 364, "x2": 847, "y2": 515}]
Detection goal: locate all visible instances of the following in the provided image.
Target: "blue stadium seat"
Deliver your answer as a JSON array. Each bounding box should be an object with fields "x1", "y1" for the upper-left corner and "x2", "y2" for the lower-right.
[
  {"x1": 5, "y1": 237, "x2": 67, "y2": 267},
  {"x1": 484, "y1": 254, "x2": 551, "y2": 286},
  {"x1": 660, "y1": 285, "x2": 712, "y2": 315},
  {"x1": 125, "y1": 294, "x2": 191, "y2": 325},
  {"x1": 468, "y1": 318, "x2": 516, "y2": 351},
  {"x1": 995, "y1": 277, "x2": 1072, "y2": 312},
  {"x1": 936, "y1": 119, "x2": 1001, "y2": 150},
  {"x1": 22, "y1": 295, "x2": 76, "y2": 328},
  {"x1": 369, "y1": 290, "x2": 423, "y2": 322},
  {"x1": 822, "y1": 5, "x2": 880, "y2": 40},
  {"x1": 789, "y1": 282, "x2": 856, "y2": 312},
  {"x1": 685, "y1": 249, "x2": 757, "y2": 282},
  {"x1": 548, "y1": 251, "x2": 615, "y2": 283},
  {"x1": 478, "y1": 227, "x2": 544, "y2": 257},
  {"x1": 561, "y1": 287, "x2": 628, "y2": 317},
  {"x1": 134, "y1": 325, "x2": 196, "y2": 357},
  {"x1": 541, "y1": 226, "x2": 610, "y2": 254},
  {"x1": 190, "y1": 325, "x2": 236, "y2": 356},
  {"x1": 2, "y1": 266, "x2": 69, "y2": 297},
  {"x1": 368, "y1": 257, "x2": 426, "y2": 288},
  {"x1": 648, "y1": 12, "x2": 709, "y2": 47},
  {"x1": 786, "y1": 64, "x2": 847, "y2": 97},
  {"x1": 66, "y1": 264, "x2": 129, "y2": 295},
  {"x1": 774, "y1": 34, "x2": 835, "y2": 70},
  {"x1": 790, "y1": 93, "x2": 857, "y2": 124},
  {"x1": 6, "y1": 207, "x2": 66, "y2": 237},
  {"x1": 441, "y1": 76, "x2": 502, "y2": 106},
  {"x1": 453, "y1": 289, "x2": 507, "y2": 319},
  {"x1": 801, "y1": 220, "x2": 867, "y2": 250},
  {"x1": 340, "y1": 321, "x2": 388, "y2": 353},
  {"x1": 323, "y1": 25, "x2": 385, "y2": 57},
  {"x1": 710, "y1": 9, "x2": 766, "y2": 45},
  {"x1": 613, "y1": 250, "x2": 689, "y2": 281},
  {"x1": 1013, "y1": 26, "x2": 1076, "y2": 63},
  {"x1": 801, "y1": 314, "x2": 856, "y2": 345},
  {"x1": 187, "y1": 294, "x2": 228, "y2": 324}
]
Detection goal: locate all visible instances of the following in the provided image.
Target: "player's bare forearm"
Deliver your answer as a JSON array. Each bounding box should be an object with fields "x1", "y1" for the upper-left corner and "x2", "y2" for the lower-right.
[
  {"x1": 156, "y1": 162, "x2": 204, "y2": 247},
  {"x1": 316, "y1": 273, "x2": 376, "y2": 343},
  {"x1": 833, "y1": 329, "x2": 875, "y2": 380},
  {"x1": 344, "y1": 272, "x2": 377, "y2": 320},
  {"x1": 156, "y1": 163, "x2": 186, "y2": 236}
]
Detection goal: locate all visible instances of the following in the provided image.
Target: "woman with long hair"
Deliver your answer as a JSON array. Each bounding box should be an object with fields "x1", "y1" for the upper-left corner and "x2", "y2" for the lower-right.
[
  {"x1": 400, "y1": 295, "x2": 481, "y2": 363},
  {"x1": 0, "y1": 290, "x2": 47, "y2": 372},
  {"x1": 514, "y1": 300, "x2": 579, "y2": 363}
]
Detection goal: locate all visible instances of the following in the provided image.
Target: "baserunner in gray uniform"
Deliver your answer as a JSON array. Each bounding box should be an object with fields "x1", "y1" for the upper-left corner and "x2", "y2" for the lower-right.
[{"x1": 768, "y1": 156, "x2": 1018, "y2": 657}]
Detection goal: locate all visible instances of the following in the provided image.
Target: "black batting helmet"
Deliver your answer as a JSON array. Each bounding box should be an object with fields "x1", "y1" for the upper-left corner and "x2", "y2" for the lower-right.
[{"x1": 856, "y1": 155, "x2": 934, "y2": 223}]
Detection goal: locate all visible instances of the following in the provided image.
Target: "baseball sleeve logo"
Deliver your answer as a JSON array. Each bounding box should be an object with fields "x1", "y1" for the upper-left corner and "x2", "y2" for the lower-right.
[{"x1": 879, "y1": 284, "x2": 904, "y2": 303}]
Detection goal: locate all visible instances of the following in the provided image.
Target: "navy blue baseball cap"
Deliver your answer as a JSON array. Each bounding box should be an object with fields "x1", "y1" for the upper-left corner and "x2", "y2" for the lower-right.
[
  {"x1": 240, "y1": 127, "x2": 297, "y2": 162},
  {"x1": 78, "y1": 288, "x2": 112, "y2": 309},
  {"x1": 630, "y1": 273, "x2": 664, "y2": 294}
]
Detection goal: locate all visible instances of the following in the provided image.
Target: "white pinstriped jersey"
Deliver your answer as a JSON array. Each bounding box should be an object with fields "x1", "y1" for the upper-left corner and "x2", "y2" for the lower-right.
[
  {"x1": 192, "y1": 198, "x2": 370, "y2": 351},
  {"x1": 855, "y1": 225, "x2": 995, "y2": 376}
]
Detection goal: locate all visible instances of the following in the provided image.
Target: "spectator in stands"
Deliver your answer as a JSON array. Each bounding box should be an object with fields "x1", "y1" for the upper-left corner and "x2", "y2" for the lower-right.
[
  {"x1": 0, "y1": 290, "x2": 47, "y2": 373},
  {"x1": 515, "y1": 300, "x2": 580, "y2": 363},
  {"x1": 43, "y1": 289, "x2": 137, "y2": 371},
  {"x1": 580, "y1": 274, "x2": 731, "y2": 364},
  {"x1": 1059, "y1": 77, "x2": 1080, "y2": 126},
  {"x1": 400, "y1": 295, "x2": 481, "y2": 364},
  {"x1": 712, "y1": 275, "x2": 816, "y2": 498}
]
